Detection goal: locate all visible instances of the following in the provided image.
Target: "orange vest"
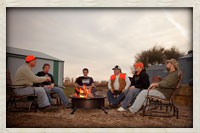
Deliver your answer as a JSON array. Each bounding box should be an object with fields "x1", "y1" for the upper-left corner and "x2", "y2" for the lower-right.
[{"x1": 110, "y1": 73, "x2": 126, "y2": 91}]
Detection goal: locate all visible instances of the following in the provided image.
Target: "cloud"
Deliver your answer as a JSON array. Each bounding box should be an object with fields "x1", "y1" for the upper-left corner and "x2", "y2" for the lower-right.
[{"x1": 7, "y1": 8, "x2": 192, "y2": 81}]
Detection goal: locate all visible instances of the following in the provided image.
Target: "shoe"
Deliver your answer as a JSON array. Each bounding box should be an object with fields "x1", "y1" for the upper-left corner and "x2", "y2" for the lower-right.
[
  {"x1": 117, "y1": 107, "x2": 126, "y2": 112},
  {"x1": 51, "y1": 103, "x2": 57, "y2": 106},
  {"x1": 40, "y1": 105, "x2": 58, "y2": 112},
  {"x1": 65, "y1": 103, "x2": 71, "y2": 108},
  {"x1": 128, "y1": 107, "x2": 136, "y2": 113}
]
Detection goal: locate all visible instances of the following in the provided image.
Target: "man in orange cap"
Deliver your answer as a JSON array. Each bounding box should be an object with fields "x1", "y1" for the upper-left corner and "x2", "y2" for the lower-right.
[
  {"x1": 118, "y1": 62, "x2": 150, "y2": 112},
  {"x1": 13, "y1": 55, "x2": 58, "y2": 112}
]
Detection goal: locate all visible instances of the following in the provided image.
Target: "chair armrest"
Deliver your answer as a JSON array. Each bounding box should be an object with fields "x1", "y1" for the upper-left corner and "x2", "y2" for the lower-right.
[{"x1": 147, "y1": 95, "x2": 170, "y2": 103}]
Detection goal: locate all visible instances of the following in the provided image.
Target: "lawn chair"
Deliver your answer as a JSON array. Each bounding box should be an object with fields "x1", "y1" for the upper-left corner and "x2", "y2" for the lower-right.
[
  {"x1": 142, "y1": 71, "x2": 183, "y2": 119},
  {"x1": 6, "y1": 69, "x2": 37, "y2": 112}
]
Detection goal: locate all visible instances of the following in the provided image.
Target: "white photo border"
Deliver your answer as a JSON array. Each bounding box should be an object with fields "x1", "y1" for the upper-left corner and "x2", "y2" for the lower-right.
[{"x1": 0, "y1": 0, "x2": 200, "y2": 132}]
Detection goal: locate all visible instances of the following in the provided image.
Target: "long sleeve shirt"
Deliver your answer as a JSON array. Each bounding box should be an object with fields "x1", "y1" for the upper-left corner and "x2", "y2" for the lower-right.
[
  {"x1": 108, "y1": 74, "x2": 131, "y2": 91},
  {"x1": 13, "y1": 64, "x2": 46, "y2": 88},
  {"x1": 157, "y1": 70, "x2": 179, "y2": 99}
]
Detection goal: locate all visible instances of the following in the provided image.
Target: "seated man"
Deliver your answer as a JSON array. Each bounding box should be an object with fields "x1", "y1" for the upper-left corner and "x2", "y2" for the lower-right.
[
  {"x1": 13, "y1": 55, "x2": 57, "y2": 112},
  {"x1": 107, "y1": 65, "x2": 131, "y2": 106},
  {"x1": 75, "y1": 68, "x2": 96, "y2": 96},
  {"x1": 128, "y1": 59, "x2": 179, "y2": 113},
  {"x1": 36, "y1": 64, "x2": 71, "y2": 107},
  {"x1": 118, "y1": 62, "x2": 150, "y2": 111}
]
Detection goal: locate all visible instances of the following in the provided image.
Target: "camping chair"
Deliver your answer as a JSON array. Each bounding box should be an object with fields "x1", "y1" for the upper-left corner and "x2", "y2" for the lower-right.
[
  {"x1": 142, "y1": 71, "x2": 183, "y2": 119},
  {"x1": 6, "y1": 70, "x2": 37, "y2": 112}
]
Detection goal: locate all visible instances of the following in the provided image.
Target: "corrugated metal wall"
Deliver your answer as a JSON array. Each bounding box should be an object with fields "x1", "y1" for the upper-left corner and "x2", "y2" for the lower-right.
[
  {"x1": 146, "y1": 66, "x2": 168, "y2": 83},
  {"x1": 178, "y1": 58, "x2": 193, "y2": 84},
  {"x1": 7, "y1": 56, "x2": 54, "y2": 82},
  {"x1": 146, "y1": 58, "x2": 193, "y2": 85}
]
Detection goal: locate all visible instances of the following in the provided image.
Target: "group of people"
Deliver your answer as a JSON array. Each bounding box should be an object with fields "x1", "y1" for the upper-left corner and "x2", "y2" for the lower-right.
[
  {"x1": 12, "y1": 54, "x2": 179, "y2": 114},
  {"x1": 12, "y1": 55, "x2": 95, "y2": 112},
  {"x1": 107, "y1": 59, "x2": 179, "y2": 114}
]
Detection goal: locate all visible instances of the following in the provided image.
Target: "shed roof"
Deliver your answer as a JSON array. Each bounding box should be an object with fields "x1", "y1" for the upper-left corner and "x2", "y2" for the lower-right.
[
  {"x1": 178, "y1": 50, "x2": 193, "y2": 60},
  {"x1": 6, "y1": 47, "x2": 63, "y2": 62}
]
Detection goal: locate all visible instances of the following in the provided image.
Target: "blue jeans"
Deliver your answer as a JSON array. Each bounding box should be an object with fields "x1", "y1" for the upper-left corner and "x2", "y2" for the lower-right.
[
  {"x1": 91, "y1": 87, "x2": 97, "y2": 95},
  {"x1": 43, "y1": 87, "x2": 70, "y2": 105},
  {"x1": 121, "y1": 88, "x2": 142, "y2": 109},
  {"x1": 107, "y1": 89, "x2": 129, "y2": 105}
]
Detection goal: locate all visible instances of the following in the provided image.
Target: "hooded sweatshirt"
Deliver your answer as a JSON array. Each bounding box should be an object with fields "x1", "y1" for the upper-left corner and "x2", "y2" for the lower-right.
[{"x1": 131, "y1": 69, "x2": 150, "y2": 89}]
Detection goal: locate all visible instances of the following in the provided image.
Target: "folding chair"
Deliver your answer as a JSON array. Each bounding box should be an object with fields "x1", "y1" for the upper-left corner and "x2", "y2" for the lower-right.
[
  {"x1": 142, "y1": 71, "x2": 183, "y2": 119},
  {"x1": 6, "y1": 70, "x2": 37, "y2": 112}
]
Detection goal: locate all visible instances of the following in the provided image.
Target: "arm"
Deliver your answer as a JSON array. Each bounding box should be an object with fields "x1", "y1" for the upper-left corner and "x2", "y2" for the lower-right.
[
  {"x1": 91, "y1": 83, "x2": 95, "y2": 88},
  {"x1": 158, "y1": 73, "x2": 178, "y2": 88},
  {"x1": 75, "y1": 77, "x2": 81, "y2": 88},
  {"x1": 124, "y1": 75, "x2": 131, "y2": 90},
  {"x1": 75, "y1": 83, "x2": 81, "y2": 88},
  {"x1": 87, "y1": 78, "x2": 95, "y2": 88},
  {"x1": 108, "y1": 79, "x2": 112, "y2": 90},
  {"x1": 22, "y1": 67, "x2": 47, "y2": 83}
]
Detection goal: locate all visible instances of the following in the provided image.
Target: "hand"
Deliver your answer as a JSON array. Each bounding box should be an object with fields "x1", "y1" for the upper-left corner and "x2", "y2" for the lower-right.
[
  {"x1": 111, "y1": 89, "x2": 114, "y2": 93},
  {"x1": 46, "y1": 77, "x2": 51, "y2": 82},
  {"x1": 148, "y1": 83, "x2": 158, "y2": 91},
  {"x1": 87, "y1": 86, "x2": 92, "y2": 90},
  {"x1": 50, "y1": 84, "x2": 54, "y2": 88},
  {"x1": 44, "y1": 85, "x2": 52, "y2": 90},
  {"x1": 129, "y1": 86, "x2": 135, "y2": 90},
  {"x1": 122, "y1": 89, "x2": 126, "y2": 93}
]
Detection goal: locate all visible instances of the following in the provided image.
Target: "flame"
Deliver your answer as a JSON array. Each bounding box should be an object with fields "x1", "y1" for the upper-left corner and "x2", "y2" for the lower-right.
[{"x1": 73, "y1": 85, "x2": 92, "y2": 98}]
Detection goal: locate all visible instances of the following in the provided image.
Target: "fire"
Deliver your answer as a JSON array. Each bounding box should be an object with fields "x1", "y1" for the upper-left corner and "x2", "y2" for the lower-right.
[{"x1": 73, "y1": 85, "x2": 92, "y2": 98}]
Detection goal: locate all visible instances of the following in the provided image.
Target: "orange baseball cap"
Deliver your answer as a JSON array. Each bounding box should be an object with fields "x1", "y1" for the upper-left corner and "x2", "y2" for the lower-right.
[
  {"x1": 134, "y1": 62, "x2": 144, "y2": 68},
  {"x1": 26, "y1": 55, "x2": 36, "y2": 62}
]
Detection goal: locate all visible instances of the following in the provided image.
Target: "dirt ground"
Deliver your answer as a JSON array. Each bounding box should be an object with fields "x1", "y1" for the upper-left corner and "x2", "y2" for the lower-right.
[
  {"x1": 6, "y1": 104, "x2": 192, "y2": 128},
  {"x1": 7, "y1": 89, "x2": 193, "y2": 128}
]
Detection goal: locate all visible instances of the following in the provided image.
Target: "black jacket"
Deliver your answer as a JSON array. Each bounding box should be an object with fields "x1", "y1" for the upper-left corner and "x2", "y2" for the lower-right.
[{"x1": 131, "y1": 69, "x2": 150, "y2": 89}]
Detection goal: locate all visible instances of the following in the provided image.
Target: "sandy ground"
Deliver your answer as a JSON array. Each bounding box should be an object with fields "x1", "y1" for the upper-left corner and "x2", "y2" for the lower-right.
[{"x1": 7, "y1": 102, "x2": 192, "y2": 128}]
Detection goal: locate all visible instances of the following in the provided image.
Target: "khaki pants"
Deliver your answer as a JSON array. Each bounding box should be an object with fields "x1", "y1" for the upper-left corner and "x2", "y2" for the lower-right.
[{"x1": 129, "y1": 89, "x2": 165, "y2": 113}]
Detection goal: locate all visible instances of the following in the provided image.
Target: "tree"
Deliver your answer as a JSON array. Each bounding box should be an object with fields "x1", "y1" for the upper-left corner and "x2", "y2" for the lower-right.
[
  {"x1": 134, "y1": 45, "x2": 184, "y2": 68},
  {"x1": 163, "y1": 47, "x2": 184, "y2": 60}
]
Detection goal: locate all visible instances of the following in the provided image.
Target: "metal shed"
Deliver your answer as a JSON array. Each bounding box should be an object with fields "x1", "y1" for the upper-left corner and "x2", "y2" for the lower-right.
[
  {"x1": 6, "y1": 47, "x2": 64, "y2": 86},
  {"x1": 146, "y1": 50, "x2": 193, "y2": 85}
]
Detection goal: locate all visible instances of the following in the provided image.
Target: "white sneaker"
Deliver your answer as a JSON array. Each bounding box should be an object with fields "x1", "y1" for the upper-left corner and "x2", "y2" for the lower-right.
[{"x1": 117, "y1": 107, "x2": 126, "y2": 112}]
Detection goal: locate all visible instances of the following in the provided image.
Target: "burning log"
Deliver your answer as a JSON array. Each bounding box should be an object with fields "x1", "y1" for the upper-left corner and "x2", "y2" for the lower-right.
[{"x1": 74, "y1": 85, "x2": 94, "y2": 98}]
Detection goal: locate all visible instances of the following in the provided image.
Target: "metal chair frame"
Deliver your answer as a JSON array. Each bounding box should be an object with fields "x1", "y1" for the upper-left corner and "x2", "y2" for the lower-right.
[
  {"x1": 142, "y1": 71, "x2": 183, "y2": 119},
  {"x1": 6, "y1": 85, "x2": 38, "y2": 112}
]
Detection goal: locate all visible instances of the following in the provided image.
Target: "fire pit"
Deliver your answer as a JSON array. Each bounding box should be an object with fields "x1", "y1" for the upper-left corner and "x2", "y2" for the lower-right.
[{"x1": 70, "y1": 86, "x2": 108, "y2": 114}]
